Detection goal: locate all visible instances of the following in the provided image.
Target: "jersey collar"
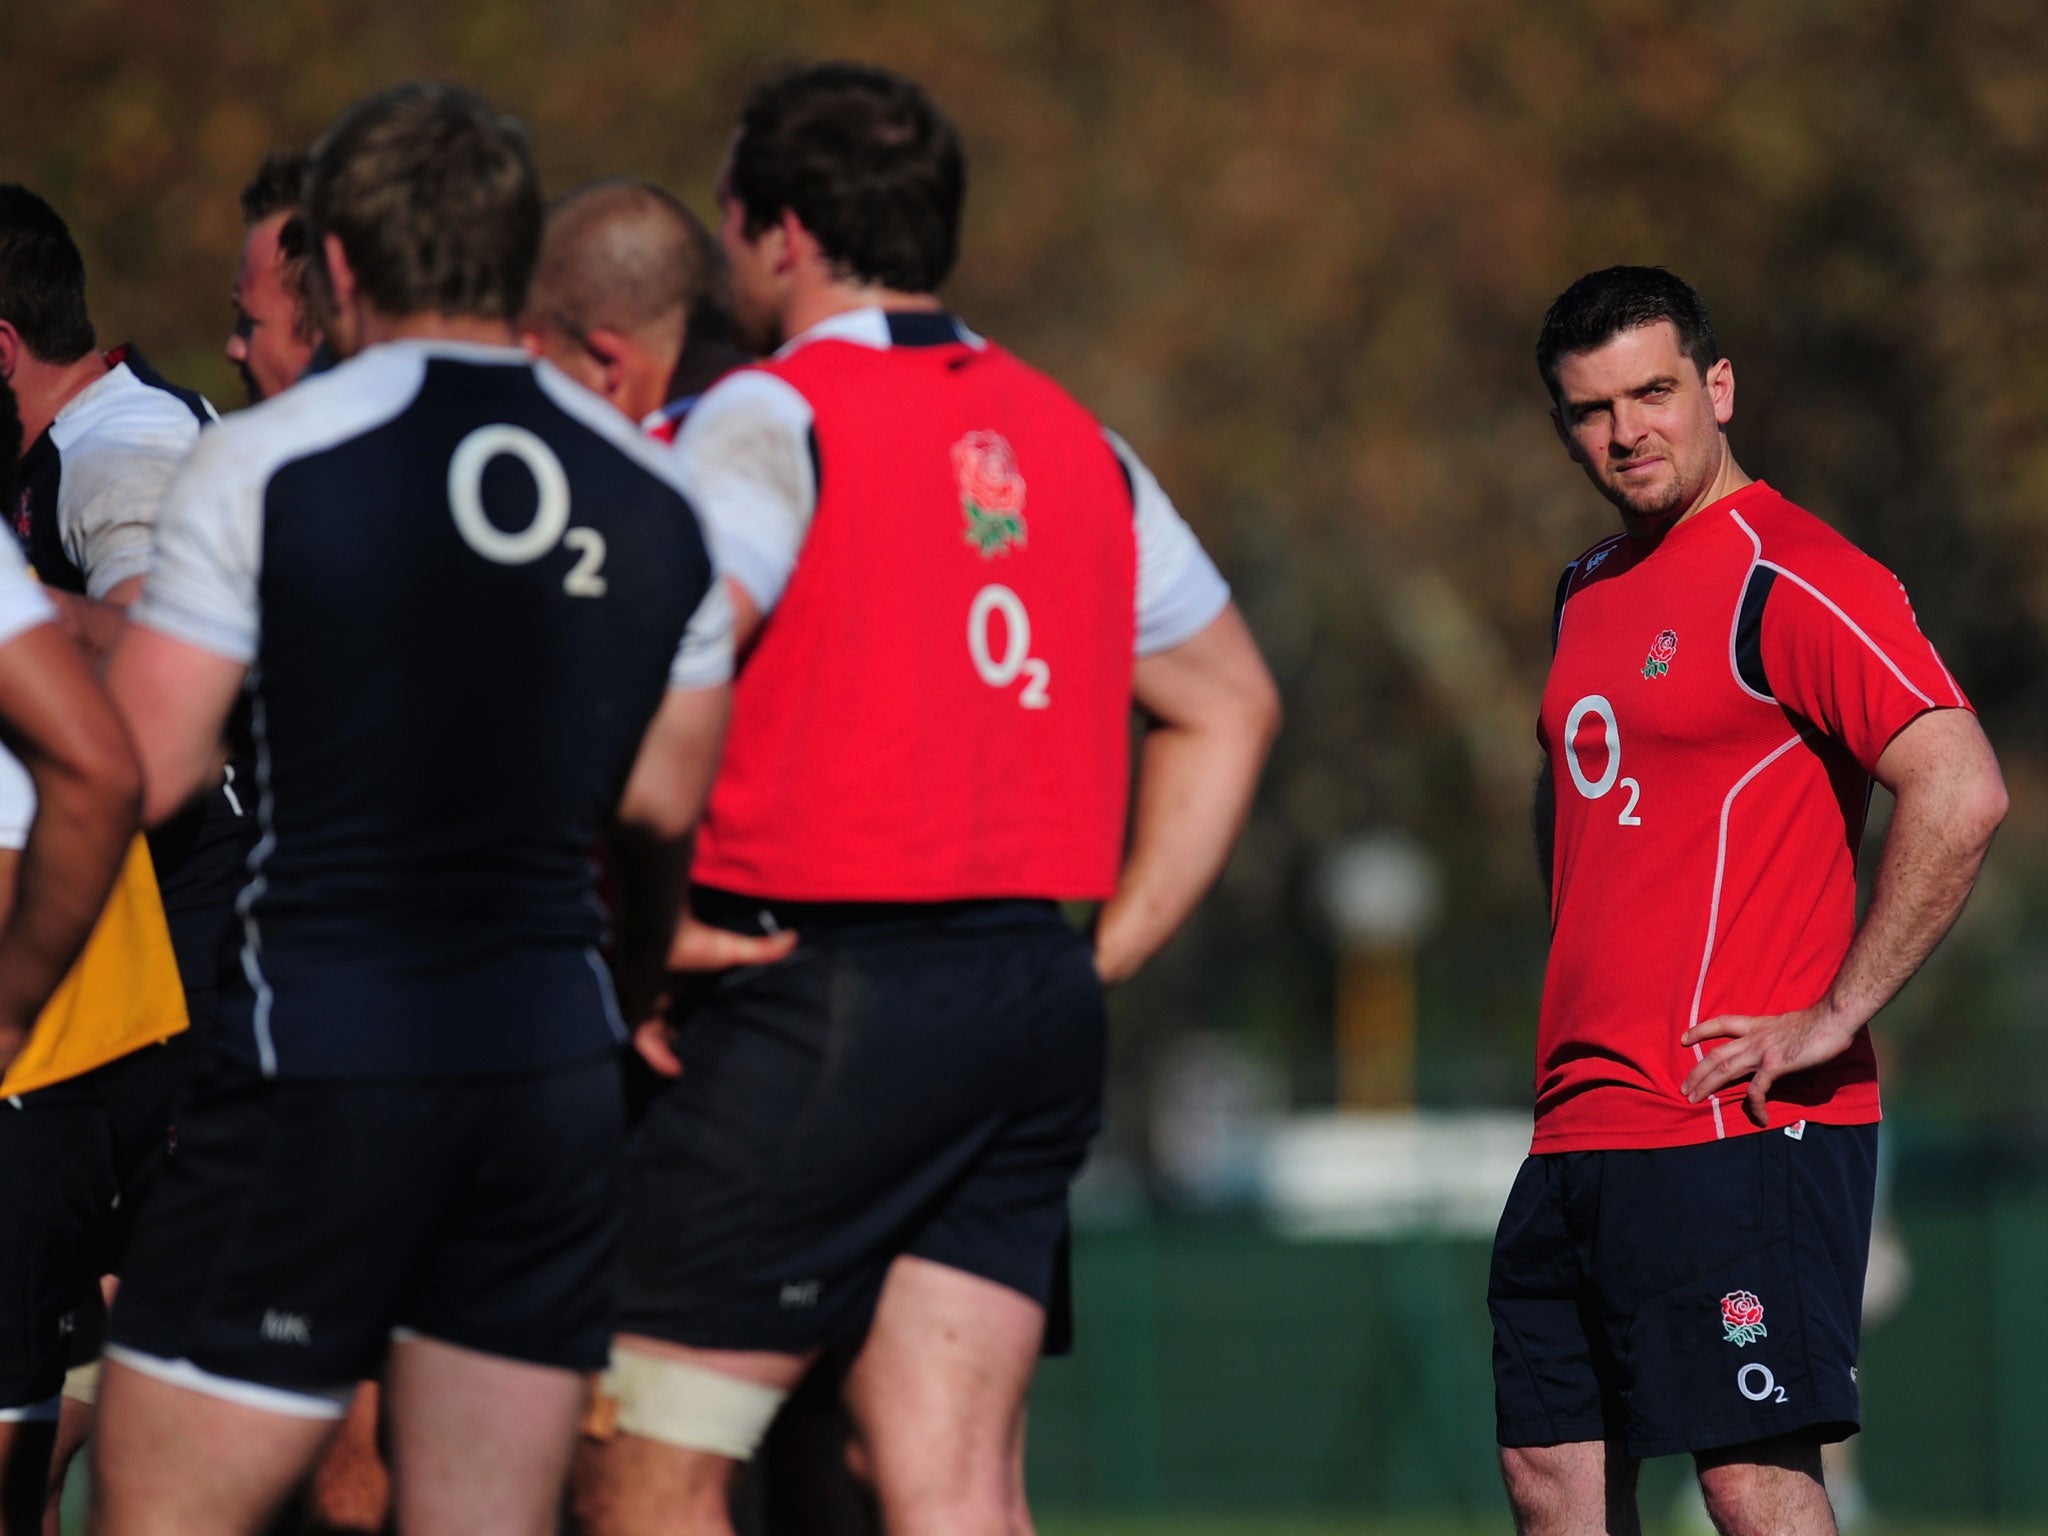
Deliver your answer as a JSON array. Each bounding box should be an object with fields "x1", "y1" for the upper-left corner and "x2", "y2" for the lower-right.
[{"x1": 777, "y1": 306, "x2": 984, "y2": 357}]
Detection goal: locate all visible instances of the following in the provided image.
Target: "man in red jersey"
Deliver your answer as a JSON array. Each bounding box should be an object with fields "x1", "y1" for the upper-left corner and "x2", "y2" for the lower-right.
[
  {"x1": 1493, "y1": 266, "x2": 2007, "y2": 1536},
  {"x1": 576, "y1": 62, "x2": 1280, "y2": 1536}
]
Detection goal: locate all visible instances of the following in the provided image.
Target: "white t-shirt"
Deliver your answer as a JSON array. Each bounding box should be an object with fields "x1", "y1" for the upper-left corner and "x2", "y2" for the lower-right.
[
  {"x1": 43, "y1": 360, "x2": 214, "y2": 599},
  {"x1": 0, "y1": 538, "x2": 61, "y2": 851},
  {"x1": 673, "y1": 307, "x2": 1231, "y2": 657}
]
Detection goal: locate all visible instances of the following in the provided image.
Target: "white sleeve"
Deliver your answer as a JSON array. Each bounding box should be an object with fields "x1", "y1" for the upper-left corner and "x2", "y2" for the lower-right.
[
  {"x1": 59, "y1": 425, "x2": 194, "y2": 600},
  {"x1": 0, "y1": 538, "x2": 56, "y2": 649},
  {"x1": 672, "y1": 371, "x2": 817, "y2": 615},
  {"x1": 128, "y1": 426, "x2": 264, "y2": 664},
  {"x1": 0, "y1": 748, "x2": 30, "y2": 853},
  {"x1": 1105, "y1": 430, "x2": 1231, "y2": 656},
  {"x1": 0, "y1": 543, "x2": 53, "y2": 853},
  {"x1": 667, "y1": 568, "x2": 736, "y2": 691}
]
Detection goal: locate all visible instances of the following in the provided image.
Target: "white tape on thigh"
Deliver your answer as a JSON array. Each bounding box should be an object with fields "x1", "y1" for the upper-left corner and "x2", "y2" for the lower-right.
[
  {"x1": 62, "y1": 1361, "x2": 100, "y2": 1406},
  {"x1": 603, "y1": 1346, "x2": 787, "y2": 1460}
]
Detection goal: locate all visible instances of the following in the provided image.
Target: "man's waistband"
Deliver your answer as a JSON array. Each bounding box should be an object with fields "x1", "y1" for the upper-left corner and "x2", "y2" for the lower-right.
[{"x1": 692, "y1": 886, "x2": 1065, "y2": 939}]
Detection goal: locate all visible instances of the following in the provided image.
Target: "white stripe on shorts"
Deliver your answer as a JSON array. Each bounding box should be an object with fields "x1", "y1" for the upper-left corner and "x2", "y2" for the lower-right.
[{"x1": 102, "y1": 1345, "x2": 352, "y2": 1420}]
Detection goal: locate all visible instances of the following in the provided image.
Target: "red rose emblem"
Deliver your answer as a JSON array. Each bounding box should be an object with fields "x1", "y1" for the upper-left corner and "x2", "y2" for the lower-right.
[
  {"x1": 1649, "y1": 629, "x2": 1679, "y2": 665},
  {"x1": 1722, "y1": 1291, "x2": 1763, "y2": 1330},
  {"x1": 952, "y1": 431, "x2": 1027, "y2": 516}
]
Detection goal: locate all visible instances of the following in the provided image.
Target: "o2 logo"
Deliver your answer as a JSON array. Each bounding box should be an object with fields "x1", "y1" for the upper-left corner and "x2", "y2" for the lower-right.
[
  {"x1": 447, "y1": 425, "x2": 607, "y2": 596},
  {"x1": 1737, "y1": 1363, "x2": 1787, "y2": 1404},
  {"x1": 1562, "y1": 694, "x2": 1641, "y2": 827},
  {"x1": 967, "y1": 584, "x2": 1050, "y2": 709}
]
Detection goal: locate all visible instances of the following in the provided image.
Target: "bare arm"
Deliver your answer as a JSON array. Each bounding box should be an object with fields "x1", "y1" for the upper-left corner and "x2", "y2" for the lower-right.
[
  {"x1": 0, "y1": 623, "x2": 142, "y2": 1062},
  {"x1": 1093, "y1": 604, "x2": 1280, "y2": 986},
  {"x1": 611, "y1": 684, "x2": 732, "y2": 1024},
  {"x1": 1682, "y1": 707, "x2": 2007, "y2": 1124},
  {"x1": 46, "y1": 574, "x2": 144, "y2": 669},
  {"x1": 1533, "y1": 756, "x2": 1555, "y2": 909},
  {"x1": 103, "y1": 623, "x2": 248, "y2": 825}
]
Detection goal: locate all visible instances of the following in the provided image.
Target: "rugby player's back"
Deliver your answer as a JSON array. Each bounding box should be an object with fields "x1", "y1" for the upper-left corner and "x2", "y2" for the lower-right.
[{"x1": 138, "y1": 339, "x2": 724, "y2": 1077}]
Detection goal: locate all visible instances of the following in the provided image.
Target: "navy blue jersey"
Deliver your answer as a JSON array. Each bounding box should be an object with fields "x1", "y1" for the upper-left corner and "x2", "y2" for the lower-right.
[{"x1": 132, "y1": 339, "x2": 732, "y2": 1077}]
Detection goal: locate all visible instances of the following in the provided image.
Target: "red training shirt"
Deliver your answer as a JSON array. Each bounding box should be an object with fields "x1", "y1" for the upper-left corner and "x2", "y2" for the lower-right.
[{"x1": 1534, "y1": 481, "x2": 1969, "y2": 1152}]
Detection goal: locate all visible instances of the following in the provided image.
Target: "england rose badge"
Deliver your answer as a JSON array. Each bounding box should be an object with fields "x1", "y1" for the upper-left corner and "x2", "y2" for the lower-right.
[
  {"x1": 954, "y1": 430, "x2": 1028, "y2": 557},
  {"x1": 1720, "y1": 1290, "x2": 1767, "y2": 1347},
  {"x1": 1642, "y1": 628, "x2": 1678, "y2": 680}
]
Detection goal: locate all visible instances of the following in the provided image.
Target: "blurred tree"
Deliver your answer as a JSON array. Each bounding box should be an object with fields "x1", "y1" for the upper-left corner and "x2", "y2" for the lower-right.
[{"x1": 5, "y1": 0, "x2": 2042, "y2": 1125}]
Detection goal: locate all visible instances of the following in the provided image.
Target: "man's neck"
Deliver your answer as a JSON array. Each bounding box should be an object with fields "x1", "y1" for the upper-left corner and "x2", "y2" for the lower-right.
[
  {"x1": 781, "y1": 277, "x2": 941, "y2": 347},
  {"x1": 10, "y1": 350, "x2": 110, "y2": 452},
  {"x1": 352, "y1": 309, "x2": 519, "y2": 351}
]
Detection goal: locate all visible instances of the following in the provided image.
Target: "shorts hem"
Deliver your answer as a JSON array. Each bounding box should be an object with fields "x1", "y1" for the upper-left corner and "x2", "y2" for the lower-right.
[
  {"x1": 1625, "y1": 1408, "x2": 1861, "y2": 1460},
  {"x1": 1496, "y1": 1415, "x2": 1611, "y2": 1449},
  {"x1": 0, "y1": 1393, "x2": 61, "y2": 1424},
  {"x1": 102, "y1": 1345, "x2": 352, "y2": 1420}
]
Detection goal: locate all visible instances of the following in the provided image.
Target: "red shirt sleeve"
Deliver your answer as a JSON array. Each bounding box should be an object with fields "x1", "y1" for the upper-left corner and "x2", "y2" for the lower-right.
[{"x1": 1758, "y1": 549, "x2": 1971, "y2": 772}]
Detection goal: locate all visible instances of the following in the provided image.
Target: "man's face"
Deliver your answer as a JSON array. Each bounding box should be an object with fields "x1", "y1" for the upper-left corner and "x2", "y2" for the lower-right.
[
  {"x1": 1551, "y1": 321, "x2": 1733, "y2": 526},
  {"x1": 717, "y1": 187, "x2": 786, "y2": 355},
  {"x1": 226, "y1": 213, "x2": 316, "y2": 404}
]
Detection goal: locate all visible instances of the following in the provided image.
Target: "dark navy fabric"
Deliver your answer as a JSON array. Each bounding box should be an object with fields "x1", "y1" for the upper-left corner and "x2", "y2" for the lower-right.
[
  {"x1": 225, "y1": 356, "x2": 716, "y2": 1077},
  {"x1": 12, "y1": 429, "x2": 83, "y2": 593},
  {"x1": 1489, "y1": 1121, "x2": 1875, "y2": 1458}
]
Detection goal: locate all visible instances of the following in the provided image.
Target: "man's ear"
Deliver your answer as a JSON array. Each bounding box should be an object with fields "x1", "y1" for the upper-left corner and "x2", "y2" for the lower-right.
[
  {"x1": 321, "y1": 232, "x2": 359, "y2": 314},
  {"x1": 1707, "y1": 357, "x2": 1735, "y2": 427},
  {"x1": 582, "y1": 328, "x2": 633, "y2": 402},
  {"x1": 0, "y1": 320, "x2": 20, "y2": 383},
  {"x1": 775, "y1": 208, "x2": 812, "y2": 277}
]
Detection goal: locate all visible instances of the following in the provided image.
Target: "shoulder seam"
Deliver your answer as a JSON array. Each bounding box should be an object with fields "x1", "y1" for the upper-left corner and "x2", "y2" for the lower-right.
[{"x1": 1758, "y1": 560, "x2": 1937, "y2": 709}]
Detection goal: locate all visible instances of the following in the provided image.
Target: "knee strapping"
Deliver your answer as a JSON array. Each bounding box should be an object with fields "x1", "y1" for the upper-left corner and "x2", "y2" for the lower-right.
[{"x1": 601, "y1": 1347, "x2": 787, "y2": 1461}]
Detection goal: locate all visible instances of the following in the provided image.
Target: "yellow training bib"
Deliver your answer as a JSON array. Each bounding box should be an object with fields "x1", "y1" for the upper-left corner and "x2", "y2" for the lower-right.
[{"x1": 0, "y1": 836, "x2": 189, "y2": 1097}]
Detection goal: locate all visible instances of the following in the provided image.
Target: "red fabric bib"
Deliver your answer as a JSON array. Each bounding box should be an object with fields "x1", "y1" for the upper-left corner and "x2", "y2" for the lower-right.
[{"x1": 694, "y1": 336, "x2": 1138, "y2": 901}]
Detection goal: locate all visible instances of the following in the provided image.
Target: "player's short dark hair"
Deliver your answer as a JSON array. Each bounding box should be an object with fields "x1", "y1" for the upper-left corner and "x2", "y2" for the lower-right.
[
  {"x1": 727, "y1": 62, "x2": 964, "y2": 293},
  {"x1": 1536, "y1": 266, "x2": 1720, "y2": 399},
  {"x1": 0, "y1": 185, "x2": 97, "y2": 365},
  {"x1": 305, "y1": 82, "x2": 542, "y2": 322},
  {"x1": 0, "y1": 374, "x2": 21, "y2": 508},
  {"x1": 240, "y1": 148, "x2": 308, "y2": 227}
]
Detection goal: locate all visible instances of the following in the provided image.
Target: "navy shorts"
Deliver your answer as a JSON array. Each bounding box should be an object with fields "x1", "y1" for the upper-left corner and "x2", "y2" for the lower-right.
[
  {"x1": 0, "y1": 1090, "x2": 115, "y2": 1411},
  {"x1": 1489, "y1": 1120, "x2": 1876, "y2": 1460},
  {"x1": 108, "y1": 1047, "x2": 624, "y2": 1396},
  {"x1": 618, "y1": 893, "x2": 1105, "y2": 1357}
]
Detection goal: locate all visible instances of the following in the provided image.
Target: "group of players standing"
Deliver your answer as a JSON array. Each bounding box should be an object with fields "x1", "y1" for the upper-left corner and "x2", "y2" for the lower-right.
[
  {"x1": 0, "y1": 63, "x2": 1278, "y2": 1536},
  {"x1": 0, "y1": 47, "x2": 2018, "y2": 1536}
]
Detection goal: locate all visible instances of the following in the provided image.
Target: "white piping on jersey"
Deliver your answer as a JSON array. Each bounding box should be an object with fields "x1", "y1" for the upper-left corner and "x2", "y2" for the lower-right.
[
  {"x1": 236, "y1": 681, "x2": 281, "y2": 1077},
  {"x1": 1686, "y1": 731, "x2": 1804, "y2": 1139},
  {"x1": 584, "y1": 946, "x2": 627, "y2": 1045},
  {"x1": 1753, "y1": 560, "x2": 1937, "y2": 710},
  {"x1": 1725, "y1": 512, "x2": 1777, "y2": 705}
]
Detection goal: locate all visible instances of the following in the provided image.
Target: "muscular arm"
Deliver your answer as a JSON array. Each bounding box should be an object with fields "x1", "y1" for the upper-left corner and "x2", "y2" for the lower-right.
[
  {"x1": 1093, "y1": 604, "x2": 1280, "y2": 986},
  {"x1": 46, "y1": 574, "x2": 144, "y2": 669},
  {"x1": 611, "y1": 683, "x2": 730, "y2": 1017},
  {"x1": 104, "y1": 623, "x2": 248, "y2": 825},
  {"x1": 1682, "y1": 707, "x2": 2007, "y2": 1123},
  {"x1": 1533, "y1": 757, "x2": 1555, "y2": 908},
  {"x1": 0, "y1": 623, "x2": 142, "y2": 1063}
]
